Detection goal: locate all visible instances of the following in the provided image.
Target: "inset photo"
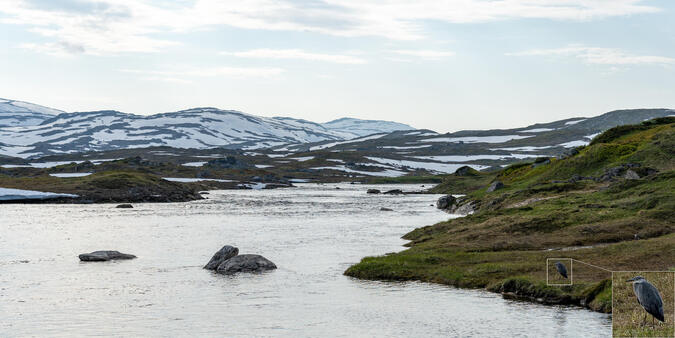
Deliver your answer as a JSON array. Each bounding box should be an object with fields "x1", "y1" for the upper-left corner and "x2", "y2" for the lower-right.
[
  {"x1": 613, "y1": 271, "x2": 674, "y2": 337},
  {"x1": 546, "y1": 258, "x2": 572, "y2": 286}
]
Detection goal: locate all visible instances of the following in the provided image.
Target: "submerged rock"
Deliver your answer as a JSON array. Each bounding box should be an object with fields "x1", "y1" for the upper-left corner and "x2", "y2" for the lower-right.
[
  {"x1": 383, "y1": 189, "x2": 403, "y2": 195},
  {"x1": 367, "y1": 189, "x2": 381, "y2": 194},
  {"x1": 204, "y1": 245, "x2": 239, "y2": 270},
  {"x1": 487, "y1": 181, "x2": 504, "y2": 192},
  {"x1": 380, "y1": 207, "x2": 393, "y2": 211},
  {"x1": 79, "y1": 251, "x2": 136, "y2": 262},
  {"x1": 215, "y1": 254, "x2": 277, "y2": 274},
  {"x1": 116, "y1": 204, "x2": 133, "y2": 209}
]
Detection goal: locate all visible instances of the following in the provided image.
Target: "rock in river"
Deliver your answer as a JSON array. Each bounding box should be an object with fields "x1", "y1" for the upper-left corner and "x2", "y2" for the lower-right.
[
  {"x1": 215, "y1": 254, "x2": 277, "y2": 274},
  {"x1": 383, "y1": 189, "x2": 403, "y2": 195},
  {"x1": 367, "y1": 189, "x2": 381, "y2": 194},
  {"x1": 79, "y1": 251, "x2": 136, "y2": 262},
  {"x1": 436, "y1": 195, "x2": 456, "y2": 210},
  {"x1": 204, "y1": 245, "x2": 239, "y2": 270},
  {"x1": 116, "y1": 204, "x2": 133, "y2": 209}
]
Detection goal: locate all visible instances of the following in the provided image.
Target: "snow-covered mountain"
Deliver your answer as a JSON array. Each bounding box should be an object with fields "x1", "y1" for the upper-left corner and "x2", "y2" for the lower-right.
[
  {"x1": 0, "y1": 100, "x2": 415, "y2": 158},
  {"x1": 0, "y1": 98, "x2": 64, "y2": 127},
  {"x1": 322, "y1": 117, "x2": 415, "y2": 139}
]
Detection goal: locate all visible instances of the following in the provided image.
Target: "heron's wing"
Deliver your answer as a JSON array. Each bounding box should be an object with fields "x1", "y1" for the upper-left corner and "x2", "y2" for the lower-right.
[
  {"x1": 637, "y1": 282, "x2": 665, "y2": 321},
  {"x1": 556, "y1": 263, "x2": 568, "y2": 277}
]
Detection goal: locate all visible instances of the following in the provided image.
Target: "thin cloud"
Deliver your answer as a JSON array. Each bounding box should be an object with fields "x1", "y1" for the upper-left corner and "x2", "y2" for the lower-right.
[
  {"x1": 120, "y1": 66, "x2": 285, "y2": 82},
  {"x1": 392, "y1": 49, "x2": 455, "y2": 60},
  {"x1": 509, "y1": 46, "x2": 675, "y2": 66},
  {"x1": 222, "y1": 49, "x2": 366, "y2": 64},
  {"x1": 0, "y1": 0, "x2": 662, "y2": 55}
]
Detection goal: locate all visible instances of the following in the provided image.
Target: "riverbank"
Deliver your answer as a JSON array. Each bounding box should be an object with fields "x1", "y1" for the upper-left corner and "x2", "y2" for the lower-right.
[{"x1": 346, "y1": 117, "x2": 675, "y2": 313}]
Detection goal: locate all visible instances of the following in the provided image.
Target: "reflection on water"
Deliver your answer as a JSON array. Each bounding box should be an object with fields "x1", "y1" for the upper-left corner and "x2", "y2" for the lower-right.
[{"x1": 0, "y1": 183, "x2": 611, "y2": 337}]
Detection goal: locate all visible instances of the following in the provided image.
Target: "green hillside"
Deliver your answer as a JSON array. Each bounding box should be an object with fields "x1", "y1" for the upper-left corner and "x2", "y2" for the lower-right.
[{"x1": 345, "y1": 117, "x2": 675, "y2": 316}]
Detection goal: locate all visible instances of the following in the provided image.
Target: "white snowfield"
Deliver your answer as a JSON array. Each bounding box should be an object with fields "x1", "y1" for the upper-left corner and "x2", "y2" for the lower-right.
[
  {"x1": 310, "y1": 165, "x2": 406, "y2": 177},
  {"x1": 518, "y1": 128, "x2": 555, "y2": 133},
  {"x1": 564, "y1": 119, "x2": 586, "y2": 125},
  {"x1": 411, "y1": 154, "x2": 542, "y2": 162},
  {"x1": 490, "y1": 146, "x2": 554, "y2": 152},
  {"x1": 309, "y1": 133, "x2": 386, "y2": 151},
  {"x1": 0, "y1": 187, "x2": 78, "y2": 201},
  {"x1": 162, "y1": 177, "x2": 234, "y2": 183},
  {"x1": 181, "y1": 161, "x2": 207, "y2": 167},
  {"x1": 49, "y1": 173, "x2": 92, "y2": 178},
  {"x1": 365, "y1": 157, "x2": 488, "y2": 173},
  {"x1": 321, "y1": 117, "x2": 414, "y2": 139},
  {"x1": 558, "y1": 140, "x2": 589, "y2": 148},
  {"x1": 421, "y1": 135, "x2": 533, "y2": 144},
  {"x1": 379, "y1": 145, "x2": 432, "y2": 150}
]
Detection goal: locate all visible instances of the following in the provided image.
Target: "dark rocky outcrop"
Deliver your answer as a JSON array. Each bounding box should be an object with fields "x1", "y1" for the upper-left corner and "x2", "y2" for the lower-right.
[
  {"x1": 79, "y1": 250, "x2": 136, "y2": 262},
  {"x1": 215, "y1": 254, "x2": 277, "y2": 274},
  {"x1": 116, "y1": 204, "x2": 133, "y2": 208},
  {"x1": 436, "y1": 195, "x2": 456, "y2": 210},
  {"x1": 204, "y1": 245, "x2": 276, "y2": 274},
  {"x1": 367, "y1": 189, "x2": 381, "y2": 194},
  {"x1": 204, "y1": 245, "x2": 239, "y2": 270},
  {"x1": 487, "y1": 181, "x2": 504, "y2": 192},
  {"x1": 557, "y1": 148, "x2": 580, "y2": 159},
  {"x1": 454, "y1": 166, "x2": 479, "y2": 176}
]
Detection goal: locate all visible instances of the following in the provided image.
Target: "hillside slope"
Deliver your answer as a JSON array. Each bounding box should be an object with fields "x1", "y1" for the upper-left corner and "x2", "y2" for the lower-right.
[{"x1": 345, "y1": 117, "x2": 675, "y2": 316}]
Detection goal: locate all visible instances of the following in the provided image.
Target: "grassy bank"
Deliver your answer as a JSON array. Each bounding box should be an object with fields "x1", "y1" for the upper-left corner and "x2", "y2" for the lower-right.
[
  {"x1": 0, "y1": 171, "x2": 204, "y2": 203},
  {"x1": 346, "y1": 117, "x2": 675, "y2": 313}
]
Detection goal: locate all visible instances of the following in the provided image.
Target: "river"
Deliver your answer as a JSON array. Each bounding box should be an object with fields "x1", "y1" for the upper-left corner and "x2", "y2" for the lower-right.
[{"x1": 0, "y1": 183, "x2": 611, "y2": 337}]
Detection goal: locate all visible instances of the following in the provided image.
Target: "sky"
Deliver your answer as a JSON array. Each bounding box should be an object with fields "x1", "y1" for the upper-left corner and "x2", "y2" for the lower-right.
[{"x1": 0, "y1": 0, "x2": 674, "y2": 132}]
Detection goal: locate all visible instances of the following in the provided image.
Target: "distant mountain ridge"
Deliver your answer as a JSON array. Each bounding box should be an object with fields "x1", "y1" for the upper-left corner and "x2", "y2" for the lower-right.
[
  {"x1": 0, "y1": 98, "x2": 65, "y2": 127},
  {"x1": 0, "y1": 99, "x2": 414, "y2": 158}
]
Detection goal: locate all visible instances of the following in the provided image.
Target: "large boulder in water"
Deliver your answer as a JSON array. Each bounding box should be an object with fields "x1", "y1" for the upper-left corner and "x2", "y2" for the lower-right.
[
  {"x1": 204, "y1": 245, "x2": 239, "y2": 270},
  {"x1": 436, "y1": 195, "x2": 456, "y2": 210},
  {"x1": 215, "y1": 254, "x2": 277, "y2": 274},
  {"x1": 79, "y1": 250, "x2": 136, "y2": 262}
]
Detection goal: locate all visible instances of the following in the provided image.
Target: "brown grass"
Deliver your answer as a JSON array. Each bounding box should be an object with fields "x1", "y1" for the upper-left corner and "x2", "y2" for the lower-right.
[{"x1": 613, "y1": 271, "x2": 674, "y2": 337}]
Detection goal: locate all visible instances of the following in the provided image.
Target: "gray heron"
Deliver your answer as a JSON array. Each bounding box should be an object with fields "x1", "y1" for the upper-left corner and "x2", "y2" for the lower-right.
[
  {"x1": 626, "y1": 276, "x2": 665, "y2": 326},
  {"x1": 555, "y1": 261, "x2": 568, "y2": 279}
]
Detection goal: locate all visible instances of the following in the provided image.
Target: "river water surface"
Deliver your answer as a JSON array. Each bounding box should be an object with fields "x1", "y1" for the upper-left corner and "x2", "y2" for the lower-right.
[{"x1": 0, "y1": 183, "x2": 611, "y2": 337}]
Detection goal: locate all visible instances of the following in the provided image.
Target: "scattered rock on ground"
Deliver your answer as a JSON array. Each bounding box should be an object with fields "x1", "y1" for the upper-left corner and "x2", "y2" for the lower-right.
[
  {"x1": 487, "y1": 181, "x2": 504, "y2": 192},
  {"x1": 623, "y1": 170, "x2": 640, "y2": 180},
  {"x1": 116, "y1": 204, "x2": 133, "y2": 209},
  {"x1": 204, "y1": 245, "x2": 239, "y2": 270},
  {"x1": 215, "y1": 254, "x2": 277, "y2": 274},
  {"x1": 79, "y1": 250, "x2": 136, "y2": 262}
]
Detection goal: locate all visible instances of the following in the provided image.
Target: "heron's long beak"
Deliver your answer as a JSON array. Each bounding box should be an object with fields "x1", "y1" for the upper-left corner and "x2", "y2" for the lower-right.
[{"x1": 626, "y1": 277, "x2": 637, "y2": 282}]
